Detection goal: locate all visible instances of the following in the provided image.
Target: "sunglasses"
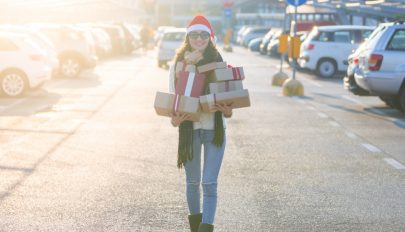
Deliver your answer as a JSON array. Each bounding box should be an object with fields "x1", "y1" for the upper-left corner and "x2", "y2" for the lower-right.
[{"x1": 188, "y1": 32, "x2": 210, "y2": 40}]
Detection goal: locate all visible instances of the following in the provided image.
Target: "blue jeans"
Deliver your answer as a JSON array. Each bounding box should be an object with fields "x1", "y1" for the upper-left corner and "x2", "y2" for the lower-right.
[{"x1": 184, "y1": 129, "x2": 226, "y2": 225}]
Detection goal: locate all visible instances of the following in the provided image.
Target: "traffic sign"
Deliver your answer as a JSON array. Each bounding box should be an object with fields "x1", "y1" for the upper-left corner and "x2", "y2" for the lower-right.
[
  {"x1": 224, "y1": 8, "x2": 232, "y2": 17},
  {"x1": 285, "y1": 0, "x2": 307, "y2": 6}
]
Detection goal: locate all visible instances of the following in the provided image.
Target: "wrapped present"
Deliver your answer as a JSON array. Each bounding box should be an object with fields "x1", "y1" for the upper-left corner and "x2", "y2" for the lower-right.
[
  {"x1": 175, "y1": 71, "x2": 205, "y2": 97},
  {"x1": 197, "y1": 62, "x2": 227, "y2": 73},
  {"x1": 154, "y1": 92, "x2": 200, "y2": 122},
  {"x1": 214, "y1": 67, "x2": 245, "y2": 81},
  {"x1": 209, "y1": 80, "x2": 243, "y2": 94},
  {"x1": 200, "y1": 89, "x2": 251, "y2": 113},
  {"x1": 175, "y1": 62, "x2": 196, "y2": 76}
]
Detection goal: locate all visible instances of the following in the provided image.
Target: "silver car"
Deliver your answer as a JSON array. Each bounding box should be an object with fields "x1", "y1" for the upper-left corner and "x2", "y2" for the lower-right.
[{"x1": 353, "y1": 22, "x2": 405, "y2": 111}]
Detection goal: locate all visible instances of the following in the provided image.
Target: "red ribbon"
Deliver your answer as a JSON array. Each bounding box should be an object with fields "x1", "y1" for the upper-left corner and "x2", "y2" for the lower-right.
[
  {"x1": 232, "y1": 67, "x2": 242, "y2": 80},
  {"x1": 236, "y1": 68, "x2": 242, "y2": 80}
]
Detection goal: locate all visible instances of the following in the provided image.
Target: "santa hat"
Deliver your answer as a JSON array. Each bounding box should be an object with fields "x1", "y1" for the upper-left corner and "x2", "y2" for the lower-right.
[{"x1": 186, "y1": 15, "x2": 215, "y2": 40}]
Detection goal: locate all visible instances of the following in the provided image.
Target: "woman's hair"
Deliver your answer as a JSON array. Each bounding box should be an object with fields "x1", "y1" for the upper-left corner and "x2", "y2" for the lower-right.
[{"x1": 173, "y1": 35, "x2": 225, "y2": 169}]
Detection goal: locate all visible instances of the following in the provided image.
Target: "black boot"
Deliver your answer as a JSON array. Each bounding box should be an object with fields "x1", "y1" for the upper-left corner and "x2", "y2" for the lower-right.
[
  {"x1": 197, "y1": 223, "x2": 214, "y2": 232},
  {"x1": 188, "y1": 213, "x2": 202, "y2": 232}
]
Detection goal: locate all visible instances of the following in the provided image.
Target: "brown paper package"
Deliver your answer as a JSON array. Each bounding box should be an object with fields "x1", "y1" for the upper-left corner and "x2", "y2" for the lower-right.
[
  {"x1": 200, "y1": 89, "x2": 250, "y2": 113},
  {"x1": 213, "y1": 67, "x2": 245, "y2": 82},
  {"x1": 197, "y1": 62, "x2": 227, "y2": 73},
  {"x1": 154, "y1": 92, "x2": 200, "y2": 122},
  {"x1": 209, "y1": 80, "x2": 244, "y2": 93}
]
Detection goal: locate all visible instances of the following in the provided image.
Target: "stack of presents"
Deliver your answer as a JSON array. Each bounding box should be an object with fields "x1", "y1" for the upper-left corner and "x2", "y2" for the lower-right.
[{"x1": 154, "y1": 61, "x2": 250, "y2": 122}]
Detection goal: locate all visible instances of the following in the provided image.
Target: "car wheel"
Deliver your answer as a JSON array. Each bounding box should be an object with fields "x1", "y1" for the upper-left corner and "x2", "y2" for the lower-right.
[
  {"x1": 316, "y1": 58, "x2": 337, "y2": 78},
  {"x1": 379, "y1": 96, "x2": 392, "y2": 107},
  {"x1": 0, "y1": 70, "x2": 27, "y2": 97},
  {"x1": 388, "y1": 97, "x2": 403, "y2": 112},
  {"x1": 61, "y1": 57, "x2": 82, "y2": 78}
]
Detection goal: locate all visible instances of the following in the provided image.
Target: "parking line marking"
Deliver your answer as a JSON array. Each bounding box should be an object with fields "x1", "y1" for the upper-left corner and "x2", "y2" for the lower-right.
[
  {"x1": 342, "y1": 95, "x2": 364, "y2": 105},
  {"x1": 329, "y1": 121, "x2": 340, "y2": 127},
  {"x1": 342, "y1": 95, "x2": 405, "y2": 124},
  {"x1": 317, "y1": 112, "x2": 328, "y2": 118},
  {"x1": 384, "y1": 158, "x2": 405, "y2": 170},
  {"x1": 345, "y1": 131, "x2": 358, "y2": 139},
  {"x1": 362, "y1": 143, "x2": 381, "y2": 153},
  {"x1": 302, "y1": 77, "x2": 323, "y2": 87}
]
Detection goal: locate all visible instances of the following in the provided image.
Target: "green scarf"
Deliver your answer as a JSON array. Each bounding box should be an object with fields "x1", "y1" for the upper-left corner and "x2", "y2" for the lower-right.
[{"x1": 175, "y1": 51, "x2": 225, "y2": 168}]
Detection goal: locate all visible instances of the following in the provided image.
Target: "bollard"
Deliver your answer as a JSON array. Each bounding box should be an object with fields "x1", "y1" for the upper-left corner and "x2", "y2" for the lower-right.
[
  {"x1": 272, "y1": 71, "x2": 289, "y2": 86},
  {"x1": 223, "y1": 45, "x2": 233, "y2": 52},
  {"x1": 282, "y1": 78, "x2": 304, "y2": 96}
]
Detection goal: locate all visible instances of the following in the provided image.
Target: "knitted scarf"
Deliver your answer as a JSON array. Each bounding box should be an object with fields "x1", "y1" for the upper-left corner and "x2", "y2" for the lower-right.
[{"x1": 174, "y1": 47, "x2": 224, "y2": 168}]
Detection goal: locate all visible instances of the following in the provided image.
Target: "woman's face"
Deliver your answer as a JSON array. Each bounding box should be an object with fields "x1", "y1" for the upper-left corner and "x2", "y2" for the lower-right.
[{"x1": 188, "y1": 30, "x2": 210, "y2": 51}]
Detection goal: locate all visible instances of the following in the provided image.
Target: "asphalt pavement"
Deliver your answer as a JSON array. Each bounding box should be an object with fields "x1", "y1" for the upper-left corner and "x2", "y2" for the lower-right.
[{"x1": 0, "y1": 46, "x2": 404, "y2": 231}]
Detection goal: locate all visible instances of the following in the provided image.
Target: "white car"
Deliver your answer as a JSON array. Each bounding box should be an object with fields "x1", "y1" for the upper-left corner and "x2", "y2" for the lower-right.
[
  {"x1": 354, "y1": 22, "x2": 405, "y2": 111},
  {"x1": 0, "y1": 25, "x2": 59, "y2": 76},
  {"x1": 157, "y1": 28, "x2": 186, "y2": 67},
  {"x1": 299, "y1": 25, "x2": 374, "y2": 78},
  {"x1": 33, "y1": 24, "x2": 98, "y2": 78},
  {"x1": 241, "y1": 27, "x2": 271, "y2": 47},
  {"x1": 154, "y1": 26, "x2": 175, "y2": 46},
  {"x1": 0, "y1": 32, "x2": 52, "y2": 97}
]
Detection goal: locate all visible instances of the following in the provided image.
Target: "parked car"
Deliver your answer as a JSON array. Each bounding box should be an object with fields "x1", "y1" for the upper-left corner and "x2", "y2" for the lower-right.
[
  {"x1": 352, "y1": 22, "x2": 405, "y2": 111},
  {"x1": 33, "y1": 24, "x2": 98, "y2": 78},
  {"x1": 0, "y1": 31, "x2": 51, "y2": 97},
  {"x1": 259, "y1": 29, "x2": 281, "y2": 55},
  {"x1": 114, "y1": 23, "x2": 139, "y2": 54},
  {"x1": 343, "y1": 27, "x2": 382, "y2": 96},
  {"x1": 248, "y1": 37, "x2": 263, "y2": 52},
  {"x1": 154, "y1": 26, "x2": 175, "y2": 46},
  {"x1": 88, "y1": 27, "x2": 113, "y2": 58},
  {"x1": 241, "y1": 27, "x2": 271, "y2": 47},
  {"x1": 299, "y1": 25, "x2": 374, "y2": 78},
  {"x1": 236, "y1": 25, "x2": 254, "y2": 45},
  {"x1": 124, "y1": 23, "x2": 141, "y2": 51},
  {"x1": 266, "y1": 30, "x2": 283, "y2": 57},
  {"x1": 157, "y1": 28, "x2": 186, "y2": 67},
  {"x1": 94, "y1": 24, "x2": 127, "y2": 55},
  {"x1": 0, "y1": 25, "x2": 59, "y2": 76}
]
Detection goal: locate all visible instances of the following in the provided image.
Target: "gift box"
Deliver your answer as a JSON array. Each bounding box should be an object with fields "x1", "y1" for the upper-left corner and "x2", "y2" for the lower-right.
[
  {"x1": 175, "y1": 62, "x2": 196, "y2": 75},
  {"x1": 200, "y1": 89, "x2": 251, "y2": 113},
  {"x1": 154, "y1": 92, "x2": 200, "y2": 122},
  {"x1": 197, "y1": 62, "x2": 227, "y2": 73},
  {"x1": 209, "y1": 80, "x2": 243, "y2": 94},
  {"x1": 214, "y1": 67, "x2": 245, "y2": 81},
  {"x1": 175, "y1": 71, "x2": 205, "y2": 97}
]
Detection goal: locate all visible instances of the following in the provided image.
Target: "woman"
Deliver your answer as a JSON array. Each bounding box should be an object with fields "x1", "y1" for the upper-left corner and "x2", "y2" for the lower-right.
[{"x1": 168, "y1": 15, "x2": 232, "y2": 232}]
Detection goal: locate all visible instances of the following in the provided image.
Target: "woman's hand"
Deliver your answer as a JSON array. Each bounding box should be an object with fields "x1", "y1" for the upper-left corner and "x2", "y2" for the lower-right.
[
  {"x1": 213, "y1": 103, "x2": 233, "y2": 118},
  {"x1": 184, "y1": 50, "x2": 203, "y2": 64},
  {"x1": 170, "y1": 112, "x2": 191, "y2": 127}
]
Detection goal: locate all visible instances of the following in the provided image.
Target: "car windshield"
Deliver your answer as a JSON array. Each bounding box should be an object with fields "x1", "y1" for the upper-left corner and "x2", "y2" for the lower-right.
[{"x1": 163, "y1": 32, "x2": 185, "y2": 41}]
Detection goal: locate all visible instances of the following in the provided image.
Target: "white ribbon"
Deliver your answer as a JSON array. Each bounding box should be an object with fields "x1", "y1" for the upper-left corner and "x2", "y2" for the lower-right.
[{"x1": 184, "y1": 72, "x2": 195, "y2": 97}]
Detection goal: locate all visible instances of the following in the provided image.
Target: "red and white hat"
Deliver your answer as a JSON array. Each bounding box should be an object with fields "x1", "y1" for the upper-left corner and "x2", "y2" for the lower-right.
[{"x1": 187, "y1": 15, "x2": 215, "y2": 40}]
